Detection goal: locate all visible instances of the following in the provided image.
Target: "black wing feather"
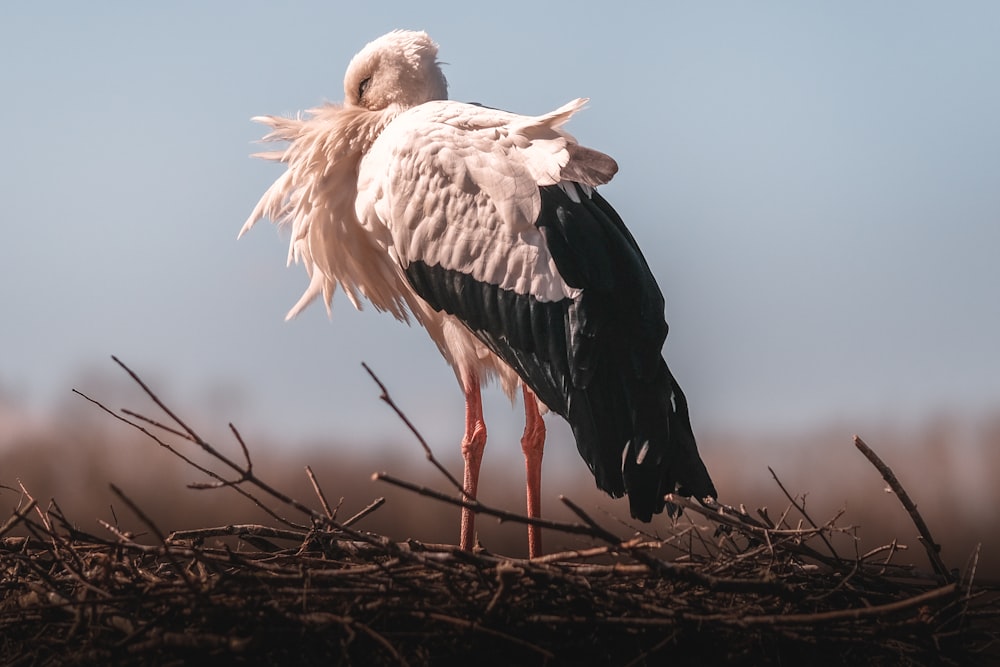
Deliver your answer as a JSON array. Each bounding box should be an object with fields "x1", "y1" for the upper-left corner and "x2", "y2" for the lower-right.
[{"x1": 404, "y1": 183, "x2": 717, "y2": 520}]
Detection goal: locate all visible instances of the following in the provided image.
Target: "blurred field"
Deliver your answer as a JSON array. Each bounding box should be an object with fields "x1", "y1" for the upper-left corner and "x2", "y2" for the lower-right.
[{"x1": 2, "y1": 380, "x2": 997, "y2": 580}]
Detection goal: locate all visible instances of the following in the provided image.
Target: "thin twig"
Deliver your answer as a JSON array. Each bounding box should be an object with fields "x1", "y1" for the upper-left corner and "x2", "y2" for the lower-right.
[
  {"x1": 729, "y1": 583, "x2": 958, "y2": 626},
  {"x1": 108, "y1": 483, "x2": 200, "y2": 596},
  {"x1": 768, "y1": 466, "x2": 842, "y2": 562},
  {"x1": 853, "y1": 435, "x2": 951, "y2": 581},
  {"x1": 167, "y1": 525, "x2": 308, "y2": 543},
  {"x1": 0, "y1": 499, "x2": 37, "y2": 539},
  {"x1": 559, "y1": 496, "x2": 791, "y2": 595},
  {"x1": 305, "y1": 466, "x2": 335, "y2": 520},
  {"x1": 414, "y1": 611, "x2": 555, "y2": 660},
  {"x1": 361, "y1": 362, "x2": 466, "y2": 497},
  {"x1": 374, "y1": 472, "x2": 596, "y2": 538},
  {"x1": 75, "y1": 388, "x2": 306, "y2": 530},
  {"x1": 16, "y1": 481, "x2": 51, "y2": 534},
  {"x1": 79, "y1": 360, "x2": 361, "y2": 535},
  {"x1": 343, "y1": 497, "x2": 386, "y2": 528},
  {"x1": 230, "y1": 423, "x2": 253, "y2": 473}
]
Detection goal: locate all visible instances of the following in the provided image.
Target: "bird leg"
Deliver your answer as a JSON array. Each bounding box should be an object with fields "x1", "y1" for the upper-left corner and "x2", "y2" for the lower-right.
[
  {"x1": 459, "y1": 379, "x2": 487, "y2": 552},
  {"x1": 521, "y1": 385, "x2": 546, "y2": 558}
]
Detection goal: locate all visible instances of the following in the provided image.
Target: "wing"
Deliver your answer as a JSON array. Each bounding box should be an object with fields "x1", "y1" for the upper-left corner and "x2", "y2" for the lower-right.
[
  {"x1": 536, "y1": 185, "x2": 716, "y2": 516},
  {"x1": 358, "y1": 100, "x2": 716, "y2": 518},
  {"x1": 358, "y1": 98, "x2": 619, "y2": 300},
  {"x1": 356, "y1": 99, "x2": 596, "y2": 402}
]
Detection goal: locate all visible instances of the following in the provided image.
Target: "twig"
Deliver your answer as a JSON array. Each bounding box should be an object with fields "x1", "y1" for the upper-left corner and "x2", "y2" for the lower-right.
[
  {"x1": 80, "y1": 359, "x2": 351, "y2": 534},
  {"x1": 74, "y1": 388, "x2": 305, "y2": 530},
  {"x1": 230, "y1": 423, "x2": 253, "y2": 472},
  {"x1": 622, "y1": 632, "x2": 678, "y2": 667},
  {"x1": 668, "y1": 495, "x2": 902, "y2": 580},
  {"x1": 768, "y1": 467, "x2": 841, "y2": 561},
  {"x1": 16, "y1": 481, "x2": 51, "y2": 534},
  {"x1": 527, "y1": 545, "x2": 615, "y2": 565},
  {"x1": 108, "y1": 483, "x2": 200, "y2": 596},
  {"x1": 305, "y1": 466, "x2": 335, "y2": 521},
  {"x1": 559, "y1": 496, "x2": 791, "y2": 595},
  {"x1": 167, "y1": 525, "x2": 308, "y2": 543},
  {"x1": 120, "y1": 409, "x2": 195, "y2": 442},
  {"x1": 349, "y1": 618, "x2": 411, "y2": 667},
  {"x1": 343, "y1": 497, "x2": 386, "y2": 528},
  {"x1": 361, "y1": 363, "x2": 466, "y2": 497},
  {"x1": 111, "y1": 356, "x2": 204, "y2": 445},
  {"x1": 414, "y1": 611, "x2": 555, "y2": 660},
  {"x1": 0, "y1": 499, "x2": 37, "y2": 539},
  {"x1": 729, "y1": 583, "x2": 958, "y2": 626},
  {"x1": 373, "y1": 472, "x2": 596, "y2": 538},
  {"x1": 853, "y1": 435, "x2": 951, "y2": 581}
]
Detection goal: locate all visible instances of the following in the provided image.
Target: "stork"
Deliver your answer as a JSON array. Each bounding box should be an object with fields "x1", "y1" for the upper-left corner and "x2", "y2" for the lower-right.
[{"x1": 241, "y1": 30, "x2": 717, "y2": 557}]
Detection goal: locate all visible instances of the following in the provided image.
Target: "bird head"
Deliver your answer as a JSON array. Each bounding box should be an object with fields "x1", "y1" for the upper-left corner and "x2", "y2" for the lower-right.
[{"x1": 344, "y1": 30, "x2": 449, "y2": 111}]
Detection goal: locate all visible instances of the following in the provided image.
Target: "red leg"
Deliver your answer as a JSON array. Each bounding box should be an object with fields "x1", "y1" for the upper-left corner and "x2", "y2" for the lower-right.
[
  {"x1": 521, "y1": 385, "x2": 546, "y2": 558},
  {"x1": 460, "y1": 379, "x2": 487, "y2": 552}
]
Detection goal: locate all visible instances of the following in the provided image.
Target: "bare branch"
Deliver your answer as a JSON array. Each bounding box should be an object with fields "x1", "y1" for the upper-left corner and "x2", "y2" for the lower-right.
[
  {"x1": 343, "y1": 497, "x2": 386, "y2": 528},
  {"x1": 853, "y1": 435, "x2": 952, "y2": 581},
  {"x1": 373, "y1": 472, "x2": 597, "y2": 538},
  {"x1": 361, "y1": 362, "x2": 466, "y2": 497}
]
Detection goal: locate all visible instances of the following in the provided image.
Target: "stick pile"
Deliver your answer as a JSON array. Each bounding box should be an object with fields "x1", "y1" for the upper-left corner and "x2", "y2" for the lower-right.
[{"x1": 1, "y1": 358, "x2": 996, "y2": 666}]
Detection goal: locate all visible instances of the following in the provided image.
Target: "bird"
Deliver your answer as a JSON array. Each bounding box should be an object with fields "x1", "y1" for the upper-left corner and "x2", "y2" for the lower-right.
[{"x1": 240, "y1": 29, "x2": 717, "y2": 557}]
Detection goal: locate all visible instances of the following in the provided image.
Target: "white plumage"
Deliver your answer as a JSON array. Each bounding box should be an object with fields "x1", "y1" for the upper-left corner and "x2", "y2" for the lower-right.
[{"x1": 241, "y1": 30, "x2": 717, "y2": 557}]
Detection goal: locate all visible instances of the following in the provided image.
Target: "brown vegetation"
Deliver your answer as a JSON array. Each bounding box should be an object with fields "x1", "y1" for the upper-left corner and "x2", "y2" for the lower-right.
[{"x1": 1, "y1": 359, "x2": 998, "y2": 665}]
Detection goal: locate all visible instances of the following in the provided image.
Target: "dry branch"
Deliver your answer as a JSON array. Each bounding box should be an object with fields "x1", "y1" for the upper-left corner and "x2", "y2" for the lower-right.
[{"x1": 854, "y1": 435, "x2": 952, "y2": 581}]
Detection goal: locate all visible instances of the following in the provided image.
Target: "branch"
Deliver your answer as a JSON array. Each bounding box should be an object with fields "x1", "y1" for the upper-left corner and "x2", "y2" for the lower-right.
[
  {"x1": 361, "y1": 362, "x2": 466, "y2": 497},
  {"x1": 373, "y1": 472, "x2": 597, "y2": 538},
  {"x1": 74, "y1": 387, "x2": 306, "y2": 530},
  {"x1": 0, "y1": 498, "x2": 37, "y2": 539},
  {"x1": 853, "y1": 435, "x2": 952, "y2": 581},
  {"x1": 343, "y1": 497, "x2": 386, "y2": 528},
  {"x1": 731, "y1": 583, "x2": 958, "y2": 626}
]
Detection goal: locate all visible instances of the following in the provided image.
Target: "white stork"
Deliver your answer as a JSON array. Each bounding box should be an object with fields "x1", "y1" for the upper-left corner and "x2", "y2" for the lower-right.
[{"x1": 241, "y1": 30, "x2": 716, "y2": 557}]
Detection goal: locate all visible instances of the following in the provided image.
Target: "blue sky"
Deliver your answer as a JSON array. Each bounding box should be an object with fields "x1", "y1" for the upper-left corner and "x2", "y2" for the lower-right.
[{"x1": 1, "y1": 3, "x2": 998, "y2": 461}]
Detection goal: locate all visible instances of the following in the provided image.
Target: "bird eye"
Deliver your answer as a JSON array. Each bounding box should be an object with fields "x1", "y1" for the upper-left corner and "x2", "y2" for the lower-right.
[{"x1": 358, "y1": 77, "x2": 371, "y2": 101}]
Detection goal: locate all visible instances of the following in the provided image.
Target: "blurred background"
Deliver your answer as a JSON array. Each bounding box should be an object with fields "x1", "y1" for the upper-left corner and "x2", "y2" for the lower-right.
[{"x1": 2, "y1": 3, "x2": 998, "y2": 574}]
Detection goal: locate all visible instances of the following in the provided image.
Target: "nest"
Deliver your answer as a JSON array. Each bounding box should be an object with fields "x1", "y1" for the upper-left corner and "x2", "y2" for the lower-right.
[{"x1": 1, "y1": 358, "x2": 997, "y2": 666}]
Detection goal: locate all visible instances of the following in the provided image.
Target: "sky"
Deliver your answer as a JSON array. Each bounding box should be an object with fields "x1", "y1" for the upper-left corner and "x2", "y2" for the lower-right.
[{"x1": 1, "y1": 3, "x2": 999, "y2": 463}]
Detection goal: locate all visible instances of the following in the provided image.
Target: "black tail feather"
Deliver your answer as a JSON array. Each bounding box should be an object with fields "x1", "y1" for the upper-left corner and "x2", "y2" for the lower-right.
[{"x1": 588, "y1": 360, "x2": 716, "y2": 523}]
